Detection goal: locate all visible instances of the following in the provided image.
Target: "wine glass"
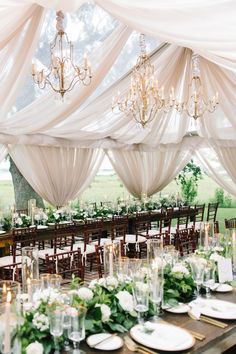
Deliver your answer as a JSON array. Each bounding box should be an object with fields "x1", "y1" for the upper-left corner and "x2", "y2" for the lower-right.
[
  {"x1": 203, "y1": 261, "x2": 216, "y2": 298},
  {"x1": 68, "y1": 305, "x2": 86, "y2": 354},
  {"x1": 189, "y1": 257, "x2": 206, "y2": 299},
  {"x1": 49, "y1": 308, "x2": 64, "y2": 354}
]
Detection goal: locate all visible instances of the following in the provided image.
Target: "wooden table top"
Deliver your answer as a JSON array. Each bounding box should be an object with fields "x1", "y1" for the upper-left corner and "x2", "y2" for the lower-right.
[{"x1": 80, "y1": 290, "x2": 236, "y2": 354}]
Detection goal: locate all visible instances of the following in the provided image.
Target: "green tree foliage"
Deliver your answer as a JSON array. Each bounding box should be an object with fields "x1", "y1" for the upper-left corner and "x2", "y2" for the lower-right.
[
  {"x1": 215, "y1": 188, "x2": 225, "y2": 206},
  {"x1": 175, "y1": 160, "x2": 202, "y2": 205}
]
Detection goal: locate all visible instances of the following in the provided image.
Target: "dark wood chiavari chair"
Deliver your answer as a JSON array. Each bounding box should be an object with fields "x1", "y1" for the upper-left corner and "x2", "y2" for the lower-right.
[
  {"x1": 0, "y1": 262, "x2": 22, "y2": 282},
  {"x1": 206, "y1": 202, "x2": 219, "y2": 222},
  {"x1": 45, "y1": 248, "x2": 84, "y2": 281},
  {"x1": 225, "y1": 218, "x2": 236, "y2": 229},
  {"x1": 175, "y1": 227, "x2": 198, "y2": 257}
]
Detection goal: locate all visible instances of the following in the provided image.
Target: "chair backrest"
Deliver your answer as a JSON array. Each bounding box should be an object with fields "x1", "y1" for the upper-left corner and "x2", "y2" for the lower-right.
[
  {"x1": 206, "y1": 202, "x2": 219, "y2": 222},
  {"x1": 12, "y1": 226, "x2": 37, "y2": 261},
  {"x1": 45, "y1": 248, "x2": 84, "y2": 280},
  {"x1": 112, "y1": 215, "x2": 128, "y2": 240},
  {"x1": 54, "y1": 222, "x2": 75, "y2": 252},
  {"x1": 176, "y1": 227, "x2": 198, "y2": 256},
  {"x1": 194, "y1": 204, "x2": 205, "y2": 222},
  {"x1": 177, "y1": 206, "x2": 190, "y2": 229},
  {"x1": 134, "y1": 212, "x2": 151, "y2": 235},
  {"x1": 16, "y1": 209, "x2": 28, "y2": 216},
  {"x1": 0, "y1": 262, "x2": 21, "y2": 282},
  {"x1": 159, "y1": 208, "x2": 173, "y2": 234},
  {"x1": 84, "y1": 219, "x2": 103, "y2": 247},
  {"x1": 225, "y1": 218, "x2": 236, "y2": 229}
]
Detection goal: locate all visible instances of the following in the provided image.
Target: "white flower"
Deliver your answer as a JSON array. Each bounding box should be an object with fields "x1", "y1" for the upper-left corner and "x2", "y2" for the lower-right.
[
  {"x1": 32, "y1": 313, "x2": 49, "y2": 332},
  {"x1": 53, "y1": 212, "x2": 60, "y2": 220},
  {"x1": 213, "y1": 246, "x2": 224, "y2": 252},
  {"x1": 77, "y1": 287, "x2": 93, "y2": 301},
  {"x1": 16, "y1": 217, "x2": 23, "y2": 226},
  {"x1": 26, "y1": 341, "x2": 44, "y2": 354},
  {"x1": 105, "y1": 276, "x2": 118, "y2": 290},
  {"x1": 172, "y1": 263, "x2": 189, "y2": 276},
  {"x1": 210, "y1": 253, "x2": 224, "y2": 262},
  {"x1": 95, "y1": 304, "x2": 111, "y2": 322},
  {"x1": 89, "y1": 279, "x2": 98, "y2": 290},
  {"x1": 34, "y1": 214, "x2": 41, "y2": 221},
  {"x1": 116, "y1": 290, "x2": 134, "y2": 312}
]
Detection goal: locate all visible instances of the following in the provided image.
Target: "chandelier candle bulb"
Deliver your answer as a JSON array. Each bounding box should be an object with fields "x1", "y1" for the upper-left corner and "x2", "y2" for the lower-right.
[{"x1": 4, "y1": 291, "x2": 11, "y2": 354}]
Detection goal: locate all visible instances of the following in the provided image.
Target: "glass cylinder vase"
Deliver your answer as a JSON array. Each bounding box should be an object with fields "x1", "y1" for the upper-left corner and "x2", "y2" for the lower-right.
[
  {"x1": 103, "y1": 240, "x2": 121, "y2": 277},
  {"x1": 22, "y1": 246, "x2": 39, "y2": 293},
  {"x1": 199, "y1": 221, "x2": 214, "y2": 250},
  {"x1": 147, "y1": 238, "x2": 163, "y2": 268}
]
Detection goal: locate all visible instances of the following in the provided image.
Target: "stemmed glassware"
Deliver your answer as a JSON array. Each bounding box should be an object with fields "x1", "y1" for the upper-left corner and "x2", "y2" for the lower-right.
[
  {"x1": 49, "y1": 308, "x2": 64, "y2": 354},
  {"x1": 203, "y1": 260, "x2": 216, "y2": 298},
  {"x1": 132, "y1": 262, "x2": 150, "y2": 324},
  {"x1": 188, "y1": 257, "x2": 206, "y2": 299},
  {"x1": 68, "y1": 305, "x2": 87, "y2": 354}
]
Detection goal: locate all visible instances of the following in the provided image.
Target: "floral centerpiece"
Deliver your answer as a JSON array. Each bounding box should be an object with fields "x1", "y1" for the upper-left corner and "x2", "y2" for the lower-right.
[{"x1": 164, "y1": 262, "x2": 196, "y2": 306}]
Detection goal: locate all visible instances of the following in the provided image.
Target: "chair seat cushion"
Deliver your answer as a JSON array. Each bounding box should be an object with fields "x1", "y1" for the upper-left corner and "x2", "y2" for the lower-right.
[
  {"x1": 117, "y1": 234, "x2": 146, "y2": 243},
  {"x1": 0, "y1": 255, "x2": 22, "y2": 267},
  {"x1": 140, "y1": 229, "x2": 159, "y2": 237},
  {"x1": 38, "y1": 248, "x2": 55, "y2": 260}
]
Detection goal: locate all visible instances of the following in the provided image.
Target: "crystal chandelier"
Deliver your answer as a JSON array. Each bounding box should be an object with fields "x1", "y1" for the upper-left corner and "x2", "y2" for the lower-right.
[
  {"x1": 175, "y1": 54, "x2": 219, "y2": 120},
  {"x1": 32, "y1": 11, "x2": 92, "y2": 98},
  {"x1": 112, "y1": 34, "x2": 175, "y2": 128}
]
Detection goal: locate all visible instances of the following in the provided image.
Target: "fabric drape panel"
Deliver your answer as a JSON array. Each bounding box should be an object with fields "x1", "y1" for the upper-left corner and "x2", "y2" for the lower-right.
[
  {"x1": 96, "y1": 0, "x2": 236, "y2": 71},
  {"x1": 0, "y1": 5, "x2": 45, "y2": 120},
  {"x1": 0, "y1": 2, "x2": 38, "y2": 49},
  {"x1": 195, "y1": 142, "x2": 236, "y2": 198},
  {"x1": 9, "y1": 145, "x2": 104, "y2": 206},
  {"x1": 0, "y1": 24, "x2": 131, "y2": 135},
  {"x1": 107, "y1": 144, "x2": 192, "y2": 198},
  {"x1": 0, "y1": 144, "x2": 8, "y2": 163}
]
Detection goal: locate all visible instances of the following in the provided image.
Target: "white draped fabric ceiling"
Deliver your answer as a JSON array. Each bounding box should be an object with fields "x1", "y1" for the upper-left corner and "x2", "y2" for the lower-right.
[{"x1": 0, "y1": 0, "x2": 236, "y2": 205}]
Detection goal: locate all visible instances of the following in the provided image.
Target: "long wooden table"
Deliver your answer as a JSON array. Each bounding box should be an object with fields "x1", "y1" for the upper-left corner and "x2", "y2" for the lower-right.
[{"x1": 80, "y1": 290, "x2": 236, "y2": 354}]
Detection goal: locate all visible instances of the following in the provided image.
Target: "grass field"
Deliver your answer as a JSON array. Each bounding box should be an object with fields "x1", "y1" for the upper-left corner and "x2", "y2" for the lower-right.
[{"x1": 0, "y1": 174, "x2": 236, "y2": 232}]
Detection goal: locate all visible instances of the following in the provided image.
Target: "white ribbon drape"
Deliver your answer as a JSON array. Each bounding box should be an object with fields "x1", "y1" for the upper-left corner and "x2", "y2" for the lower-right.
[{"x1": 9, "y1": 145, "x2": 104, "y2": 206}]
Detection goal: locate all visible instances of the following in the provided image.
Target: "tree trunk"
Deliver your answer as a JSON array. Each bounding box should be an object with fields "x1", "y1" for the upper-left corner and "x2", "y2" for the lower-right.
[{"x1": 9, "y1": 157, "x2": 45, "y2": 210}]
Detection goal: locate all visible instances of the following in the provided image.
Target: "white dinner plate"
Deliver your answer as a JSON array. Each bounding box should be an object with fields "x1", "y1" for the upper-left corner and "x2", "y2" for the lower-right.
[
  {"x1": 212, "y1": 283, "x2": 233, "y2": 293},
  {"x1": 0, "y1": 230, "x2": 6, "y2": 234},
  {"x1": 130, "y1": 322, "x2": 195, "y2": 351},
  {"x1": 86, "y1": 333, "x2": 123, "y2": 350},
  {"x1": 189, "y1": 299, "x2": 236, "y2": 320},
  {"x1": 47, "y1": 222, "x2": 55, "y2": 226},
  {"x1": 165, "y1": 303, "x2": 190, "y2": 314}
]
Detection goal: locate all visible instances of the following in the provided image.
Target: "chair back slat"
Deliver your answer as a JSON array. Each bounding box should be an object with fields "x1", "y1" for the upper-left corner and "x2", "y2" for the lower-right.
[{"x1": 206, "y1": 202, "x2": 219, "y2": 222}]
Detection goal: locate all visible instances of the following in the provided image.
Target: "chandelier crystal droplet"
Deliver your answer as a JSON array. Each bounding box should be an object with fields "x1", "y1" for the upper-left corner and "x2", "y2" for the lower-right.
[{"x1": 32, "y1": 11, "x2": 92, "y2": 99}]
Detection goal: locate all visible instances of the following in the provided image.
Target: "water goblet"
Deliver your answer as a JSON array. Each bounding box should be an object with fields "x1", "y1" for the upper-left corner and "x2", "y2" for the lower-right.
[
  {"x1": 49, "y1": 308, "x2": 64, "y2": 354},
  {"x1": 203, "y1": 261, "x2": 216, "y2": 298},
  {"x1": 189, "y1": 257, "x2": 206, "y2": 299},
  {"x1": 132, "y1": 265, "x2": 150, "y2": 324},
  {"x1": 68, "y1": 305, "x2": 87, "y2": 354}
]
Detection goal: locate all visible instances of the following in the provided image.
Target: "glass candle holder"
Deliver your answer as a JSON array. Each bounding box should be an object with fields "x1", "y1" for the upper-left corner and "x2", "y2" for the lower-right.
[
  {"x1": 22, "y1": 246, "x2": 39, "y2": 293},
  {"x1": 103, "y1": 240, "x2": 121, "y2": 277},
  {"x1": 199, "y1": 222, "x2": 214, "y2": 250}
]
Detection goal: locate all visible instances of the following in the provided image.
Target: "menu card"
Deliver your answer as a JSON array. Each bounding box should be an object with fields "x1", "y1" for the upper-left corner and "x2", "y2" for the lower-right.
[{"x1": 218, "y1": 258, "x2": 233, "y2": 283}]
